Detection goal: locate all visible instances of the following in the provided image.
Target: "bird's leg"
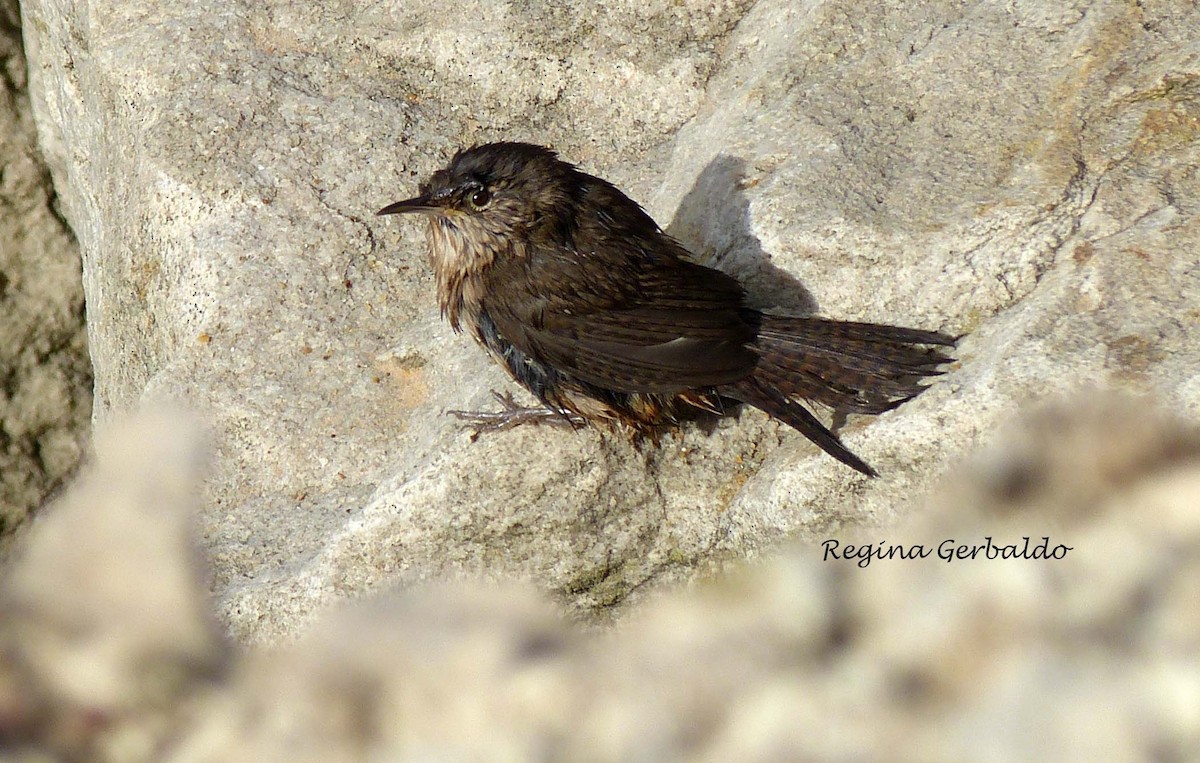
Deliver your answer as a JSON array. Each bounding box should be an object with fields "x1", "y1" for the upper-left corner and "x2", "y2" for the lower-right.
[{"x1": 449, "y1": 390, "x2": 585, "y2": 438}]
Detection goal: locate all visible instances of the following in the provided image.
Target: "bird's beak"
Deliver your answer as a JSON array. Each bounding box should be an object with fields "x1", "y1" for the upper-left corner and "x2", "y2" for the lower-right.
[{"x1": 376, "y1": 194, "x2": 439, "y2": 216}]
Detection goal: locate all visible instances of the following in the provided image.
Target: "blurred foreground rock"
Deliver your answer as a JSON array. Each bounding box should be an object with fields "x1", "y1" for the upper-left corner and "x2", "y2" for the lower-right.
[
  {"x1": 0, "y1": 413, "x2": 225, "y2": 762},
  {"x1": 3, "y1": 398, "x2": 1199, "y2": 761}
]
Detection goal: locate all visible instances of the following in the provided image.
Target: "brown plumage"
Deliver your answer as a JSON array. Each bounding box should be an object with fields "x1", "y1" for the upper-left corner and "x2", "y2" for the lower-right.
[{"x1": 377, "y1": 142, "x2": 955, "y2": 476}]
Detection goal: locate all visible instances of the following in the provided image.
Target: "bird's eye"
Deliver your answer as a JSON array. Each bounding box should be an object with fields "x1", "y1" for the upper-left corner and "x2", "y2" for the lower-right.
[{"x1": 468, "y1": 187, "x2": 492, "y2": 209}]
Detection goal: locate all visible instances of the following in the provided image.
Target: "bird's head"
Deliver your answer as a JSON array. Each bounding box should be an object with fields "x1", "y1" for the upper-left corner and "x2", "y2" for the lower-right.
[{"x1": 377, "y1": 142, "x2": 578, "y2": 246}]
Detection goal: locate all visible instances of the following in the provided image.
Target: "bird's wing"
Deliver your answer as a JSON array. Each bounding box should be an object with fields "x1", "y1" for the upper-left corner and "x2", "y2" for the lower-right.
[{"x1": 482, "y1": 238, "x2": 758, "y2": 394}]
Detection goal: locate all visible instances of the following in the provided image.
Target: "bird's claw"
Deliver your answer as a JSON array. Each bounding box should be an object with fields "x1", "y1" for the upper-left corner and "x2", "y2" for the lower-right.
[{"x1": 449, "y1": 391, "x2": 584, "y2": 439}]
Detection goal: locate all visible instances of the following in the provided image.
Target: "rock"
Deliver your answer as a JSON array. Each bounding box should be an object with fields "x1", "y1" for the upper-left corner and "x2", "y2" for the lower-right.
[
  {"x1": 3, "y1": 398, "x2": 1199, "y2": 761},
  {"x1": 0, "y1": 0, "x2": 90, "y2": 553},
  {"x1": 17, "y1": 0, "x2": 1200, "y2": 643},
  {"x1": 0, "y1": 411, "x2": 227, "y2": 762}
]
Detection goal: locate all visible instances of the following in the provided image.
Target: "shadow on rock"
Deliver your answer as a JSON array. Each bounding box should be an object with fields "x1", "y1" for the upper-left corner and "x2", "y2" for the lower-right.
[{"x1": 665, "y1": 154, "x2": 818, "y2": 315}]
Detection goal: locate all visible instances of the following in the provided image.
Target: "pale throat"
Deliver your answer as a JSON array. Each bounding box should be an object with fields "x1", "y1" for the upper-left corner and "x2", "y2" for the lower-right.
[{"x1": 426, "y1": 215, "x2": 508, "y2": 333}]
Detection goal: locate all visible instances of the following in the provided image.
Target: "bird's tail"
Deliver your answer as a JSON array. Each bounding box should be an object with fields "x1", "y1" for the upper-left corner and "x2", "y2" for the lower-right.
[{"x1": 722, "y1": 316, "x2": 956, "y2": 476}]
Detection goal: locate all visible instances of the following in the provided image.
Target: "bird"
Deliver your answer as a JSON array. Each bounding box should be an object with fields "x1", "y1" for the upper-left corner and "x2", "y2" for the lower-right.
[{"x1": 376, "y1": 142, "x2": 955, "y2": 476}]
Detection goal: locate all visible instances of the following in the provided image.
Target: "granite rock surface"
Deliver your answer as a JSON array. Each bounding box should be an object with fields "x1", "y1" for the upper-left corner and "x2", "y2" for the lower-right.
[{"x1": 16, "y1": 0, "x2": 1200, "y2": 641}]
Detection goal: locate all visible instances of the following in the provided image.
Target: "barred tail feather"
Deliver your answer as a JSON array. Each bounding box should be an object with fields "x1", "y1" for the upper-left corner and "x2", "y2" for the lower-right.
[
  {"x1": 723, "y1": 316, "x2": 955, "y2": 476},
  {"x1": 753, "y1": 316, "x2": 954, "y2": 414}
]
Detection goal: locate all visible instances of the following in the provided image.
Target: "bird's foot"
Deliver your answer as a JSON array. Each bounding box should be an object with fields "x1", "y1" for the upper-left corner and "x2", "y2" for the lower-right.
[{"x1": 449, "y1": 391, "x2": 584, "y2": 439}]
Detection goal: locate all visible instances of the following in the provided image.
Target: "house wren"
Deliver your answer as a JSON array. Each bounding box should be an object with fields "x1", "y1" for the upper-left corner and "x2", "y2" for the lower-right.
[{"x1": 377, "y1": 142, "x2": 955, "y2": 476}]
